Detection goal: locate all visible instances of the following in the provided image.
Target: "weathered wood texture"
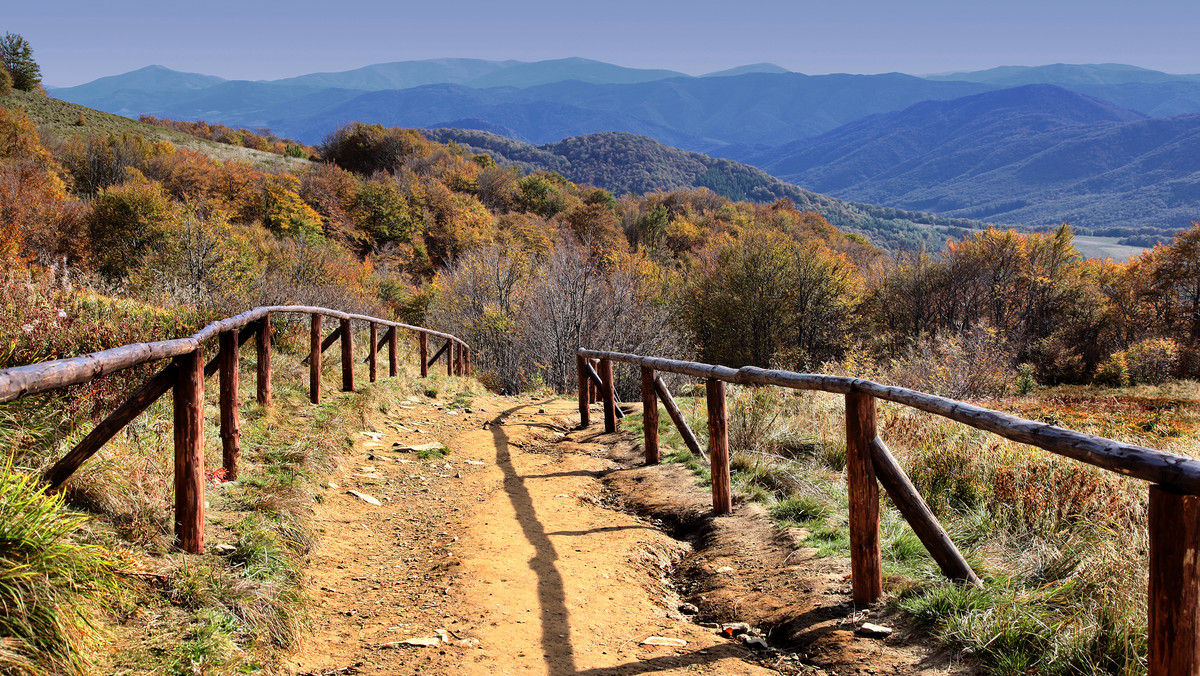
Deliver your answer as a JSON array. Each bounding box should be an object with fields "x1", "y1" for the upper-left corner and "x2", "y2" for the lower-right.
[
  {"x1": 309, "y1": 314, "x2": 321, "y2": 404},
  {"x1": 582, "y1": 361, "x2": 625, "y2": 419},
  {"x1": 870, "y1": 436, "x2": 979, "y2": 586},
  {"x1": 576, "y1": 348, "x2": 1200, "y2": 496},
  {"x1": 420, "y1": 332, "x2": 429, "y2": 377},
  {"x1": 846, "y1": 392, "x2": 883, "y2": 605},
  {"x1": 600, "y1": 358, "x2": 616, "y2": 433},
  {"x1": 577, "y1": 355, "x2": 590, "y2": 427},
  {"x1": 707, "y1": 378, "x2": 732, "y2": 515},
  {"x1": 256, "y1": 314, "x2": 271, "y2": 408},
  {"x1": 653, "y1": 375, "x2": 705, "y2": 460},
  {"x1": 641, "y1": 366, "x2": 659, "y2": 464},
  {"x1": 173, "y1": 348, "x2": 205, "y2": 554},
  {"x1": 0, "y1": 305, "x2": 466, "y2": 404},
  {"x1": 43, "y1": 361, "x2": 177, "y2": 490},
  {"x1": 218, "y1": 330, "x2": 240, "y2": 481},
  {"x1": 387, "y1": 327, "x2": 398, "y2": 377},
  {"x1": 340, "y1": 319, "x2": 354, "y2": 392},
  {"x1": 369, "y1": 323, "x2": 378, "y2": 383},
  {"x1": 1149, "y1": 485, "x2": 1200, "y2": 674}
]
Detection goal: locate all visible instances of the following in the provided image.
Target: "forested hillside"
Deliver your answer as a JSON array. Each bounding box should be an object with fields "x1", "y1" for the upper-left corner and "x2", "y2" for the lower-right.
[{"x1": 422, "y1": 128, "x2": 986, "y2": 250}]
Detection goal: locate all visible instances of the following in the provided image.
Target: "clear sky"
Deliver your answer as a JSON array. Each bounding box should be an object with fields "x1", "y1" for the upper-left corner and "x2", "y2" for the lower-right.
[{"x1": 10, "y1": 0, "x2": 1200, "y2": 87}]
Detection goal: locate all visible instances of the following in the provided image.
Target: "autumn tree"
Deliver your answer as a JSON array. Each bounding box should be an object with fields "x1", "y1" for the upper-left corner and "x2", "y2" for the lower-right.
[
  {"x1": 87, "y1": 171, "x2": 180, "y2": 280},
  {"x1": 0, "y1": 33, "x2": 41, "y2": 92}
]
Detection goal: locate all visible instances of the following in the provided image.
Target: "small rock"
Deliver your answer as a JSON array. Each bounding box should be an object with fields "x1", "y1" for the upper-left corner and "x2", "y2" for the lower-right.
[
  {"x1": 394, "y1": 442, "x2": 446, "y2": 453},
  {"x1": 454, "y1": 472, "x2": 462, "y2": 479},
  {"x1": 857, "y1": 622, "x2": 893, "y2": 638},
  {"x1": 740, "y1": 635, "x2": 769, "y2": 650},
  {"x1": 641, "y1": 636, "x2": 687, "y2": 647},
  {"x1": 212, "y1": 543, "x2": 237, "y2": 555},
  {"x1": 464, "y1": 408, "x2": 473, "y2": 414},
  {"x1": 464, "y1": 460, "x2": 485, "y2": 466},
  {"x1": 538, "y1": 407, "x2": 547, "y2": 414},
  {"x1": 327, "y1": 482, "x2": 339, "y2": 489},
  {"x1": 678, "y1": 603, "x2": 700, "y2": 615},
  {"x1": 347, "y1": 490, "x2": 382, "y2": 506},
  {"x1": 399, "y1": 636, "x2": 441, "y2": 647},
  {"x1": 359, "y1": 431, "x2": 383, "y2": 441},
  {"x1": 715, "y1": 566, "x2": 735, "y2": 574}
]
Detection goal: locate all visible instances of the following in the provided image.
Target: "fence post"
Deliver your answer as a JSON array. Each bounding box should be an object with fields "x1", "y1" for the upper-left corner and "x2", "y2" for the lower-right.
[
  {"x1": 218, "y1": 330, "x2": 240, "y2": 481},
  {"x1": 309, "y1": 314, "x2": 321, "y2": 403},
  {"x1": 1149, "y1": 485, "x2": 1200, "y2": 673},
  {"x1": 419, "y1": 333, "x2": 429, "y2": 378},
  {"x1": 599, "y1": 358, "x2": 616, "y2": 433},
  {"x1": 641, "y1": 366, "x2": 659, "y2": 464},
  {"x1": 368, "y1": 322, "x2": 378, "y2": 383},
  {"x1": 589, "y1": 359, "x2": 600, "y2": 404},
  {"x1": 340, "y1": 318, "x2": 354, "y2": 392},
  {"x1": 707, "y1": 379, "x2": 732, "y2": 514},
  {"x1": 173, "y1": 347, "x2": 205, "y2": 553},
  {"x1": 577, "y1": 355, "x2": 590, "y2": 427},
  {"x1": 846, "y1": 390, "x2": 883, "y2": 605},
  {"x1": 446, "y1": 341, "x2": 454, "y2": 377},
  {"x1": 256, "y1": 313, "x2": 271, "y2": 408},
  {"x1": 465, "y1": 347, "x2": 471, "y2": 377},
  {"x1": 388, "y1": 327, "x2": 398, "y2": 378}
]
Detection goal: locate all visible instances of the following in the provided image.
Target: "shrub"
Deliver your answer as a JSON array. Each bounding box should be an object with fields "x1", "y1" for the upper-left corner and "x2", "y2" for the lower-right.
[
  {"x1": 0, "y1": 465, "x2": 115, "y2": 675},
  {"x1": 0, "y1": 67, "x2": 11, "y2": 96},
  {"x1": 87, "y1": 171, "x2": 179, "y2": 280},
  {"x1": 1125, "y1": 337, "x2": 1179, "y2": 385},
  {"x1": 1094, "y1": 351, "x2": 1131, "y2": 387},
  {"x1": 887, "y1": 325, "x2": 1014, "y2": 399}
]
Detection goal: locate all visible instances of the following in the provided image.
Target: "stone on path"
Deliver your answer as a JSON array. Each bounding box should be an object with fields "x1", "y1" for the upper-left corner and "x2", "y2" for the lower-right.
[
  {"x1": 641, "y1": 636, "x2": 688, "y2": 647},
  {"x1": 857, "y1": 622, "x2": 893, "y2": 638},
  {"x1": 347, "y1": 490, "x2": 381, "y2": 506}
]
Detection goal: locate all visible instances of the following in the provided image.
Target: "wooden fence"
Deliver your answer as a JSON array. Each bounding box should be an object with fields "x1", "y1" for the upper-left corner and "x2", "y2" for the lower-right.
[
  {"x1": 0, "y1": 305, "x2": 470, "y2": 555},
  {"x1": 578, "y1": 347, "x2": 1200, "y2": 674}
]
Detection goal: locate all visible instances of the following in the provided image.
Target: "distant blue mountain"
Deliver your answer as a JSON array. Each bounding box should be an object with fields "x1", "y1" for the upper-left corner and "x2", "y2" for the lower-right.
[{"x1": 744, "y1": 85, "x2": 1200, "y2": 232}]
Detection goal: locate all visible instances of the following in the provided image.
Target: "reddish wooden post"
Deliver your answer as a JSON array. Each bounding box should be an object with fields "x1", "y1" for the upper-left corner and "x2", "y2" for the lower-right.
[
  {"x1": 173, "y1": 347, "x2": 205, "y2": 553},
  {"x1": 576, "y1": 355, "x2": 590, "y2": 427},
  {"x1": 388, "y1": 327, "x2": 398, "y2": 377},
  {"x1": 599, "y1": 358, "x2": 617, "y2": 433},
  {"x1": 309, "y1": 314, "x2": 321, "y2": 404},
  {"x1": 369, "y1": 322, "x2": 379, "y2": 383},
  {"x1": 707, "y1": 379, "x2": 732, "y2": 514},
  {"x1": 846, "y1": 391, "x2": 883, "y2": 605},
  {"x1": 446, "y1": 341, "x2": 454, "y2": 377},
  {"x1": 419, "y1": 333, "x2": 429, "y2": 378},
  {"x1": 589, "y1": 359, "x2": 600, "y2": 404},
  {"x1": 255, "y1": 313, "x2": 271, "y2": 408},
  {"x1": 464, "y1": 347, "x2": 471, "y2": 377},
  {"x1": 218, "y1": 331, "x2": 240, "y2": 481},
  {"x1": 340, "y1": 318, "x2": 354, "y2": 392},
  {"x1": 641, "y1": 366, "x2": 660, "y2": 464},
  {"x1": 1149, "y1": 485, "x2": 1200, "y2": 673}
]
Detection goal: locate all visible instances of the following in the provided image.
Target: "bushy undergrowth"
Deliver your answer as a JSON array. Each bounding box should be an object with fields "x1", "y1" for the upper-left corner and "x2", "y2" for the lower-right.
[{"x1": 646, "y1": 379, "x2": 1194, "y2": 673}]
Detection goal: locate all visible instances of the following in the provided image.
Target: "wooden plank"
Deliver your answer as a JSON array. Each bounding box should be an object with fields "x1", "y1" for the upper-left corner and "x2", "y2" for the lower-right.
[
  {"x1": 641, "y1": 366, "x2": 659, "y2": 464},
  {"x1": 582, "y1": 360, "x2": 625, "y2": 419},
  {"x1": 388, "y1": 327, "x2": 398, "y2": 378},
  {"x1": 340, "y1": 318, "x2": 354, "y2": 392},
  {"x1": 218, "y1": 330, "x2": 240, "y2": 481},
  {"x1": 846, "y1": 392, "x2": 883, "y2": 605},
  {"x1": 256, "y1": 312, "x2": 271, "y2": 408},
  {"x1": 310, "y1": 314, "x2": 321, "y2": 404},
  {"x1": 420, "y1": 332, "x2": 429, "y2": 377},
  {"x1": 1149, "y1": 485, "x2": 1200, "y2": 674},
  {"x1": 173, "y1": 348, "x2": 205, "y2": 554},
  {"x1": 600, "y1": 358, "x2": 616, "y2": 433},
  {"x1": 707, "y1": 379, "x2": 731, "y2": 514},
  {"x1": 369, "y1": 323, "x2": 378, "y2": 383},
  {"x1": 577, "y1": 355, "x2": 590, "y2": 427},
  {"x1": 43, "y1": 361, "x2": 177, "y2": 490},
  {"x1": 654, "y1": 375, "x2": 705, "y2": 460},
  {"x1": 427, "y1": 341, "x2": 447, "y2": 369},
  {"x1": 870, "y1": 436, "x2": 980, "y2": 587}
]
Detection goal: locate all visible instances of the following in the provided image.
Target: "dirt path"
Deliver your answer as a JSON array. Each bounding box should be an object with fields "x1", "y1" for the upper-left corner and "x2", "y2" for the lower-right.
[{"x1": 287, "y1": 393, "x2": 960, "y2": 675}]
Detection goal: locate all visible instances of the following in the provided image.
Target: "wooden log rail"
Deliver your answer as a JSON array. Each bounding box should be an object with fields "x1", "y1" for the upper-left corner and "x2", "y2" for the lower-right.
[
  {"x1": 0, "y1": 306, "x2": 470, "y2": 557},
  {"x1": 577, "y1": 347, "x2": 1200, "y2": 673}
]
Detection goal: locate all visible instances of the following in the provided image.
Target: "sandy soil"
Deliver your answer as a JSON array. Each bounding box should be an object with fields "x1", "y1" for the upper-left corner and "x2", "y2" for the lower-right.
[{"x1": 286, "y1": 393, "x2": 966, "y2": 676}]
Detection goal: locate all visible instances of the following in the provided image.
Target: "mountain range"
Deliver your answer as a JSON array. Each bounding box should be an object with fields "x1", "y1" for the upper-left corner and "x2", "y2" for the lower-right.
[{"x1": 47, "y1": 58, "x2": 1200, "y2": 238}]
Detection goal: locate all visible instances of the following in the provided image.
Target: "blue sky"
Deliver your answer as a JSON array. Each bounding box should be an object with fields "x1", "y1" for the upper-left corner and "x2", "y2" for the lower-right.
[{"x1": 11, "y1": 0, "x2": 1200, "y2": 86}]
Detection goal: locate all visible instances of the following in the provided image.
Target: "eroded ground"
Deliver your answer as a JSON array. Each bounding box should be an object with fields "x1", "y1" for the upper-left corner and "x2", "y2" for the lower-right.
[{"x1": 287, "y1": 394, "x2": 965, "y2": 675}]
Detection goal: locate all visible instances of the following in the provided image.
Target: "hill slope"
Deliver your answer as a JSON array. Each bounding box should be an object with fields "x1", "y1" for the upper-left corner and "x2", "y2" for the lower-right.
[
  {"x1": 744, "y1": 85, "x2": 1200, "y2": 233},
  {"x1": 423, "y1": 128, "x2": 989, "y2": 249}
]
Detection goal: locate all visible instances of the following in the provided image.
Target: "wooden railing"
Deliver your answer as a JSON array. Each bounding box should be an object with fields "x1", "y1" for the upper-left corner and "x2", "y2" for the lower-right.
[
  {"x1": 0, "y1": 306, "x2": 470, "y2": 554},
  {"x1": 578, "y1": 348, "x2": 1200, "y2": 674}
]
